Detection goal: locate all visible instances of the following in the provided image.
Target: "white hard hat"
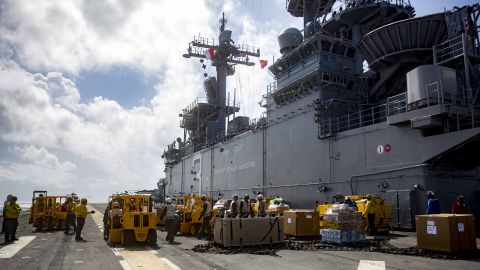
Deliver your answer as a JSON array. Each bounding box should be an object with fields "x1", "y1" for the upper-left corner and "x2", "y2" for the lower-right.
[
  {"x1": 166, "y1": 197, "x2": 172, "y2": 204},
  {"x1": 257, "y1": 194, "x2": 264, "y2": 200},
  {"x1": 113, "y1": 201, "x2": 120, "y2": 207}
]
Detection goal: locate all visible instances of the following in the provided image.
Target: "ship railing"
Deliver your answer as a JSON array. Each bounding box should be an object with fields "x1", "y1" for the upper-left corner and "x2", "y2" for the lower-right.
[
  {"x1": 267, "y1": 81, "x2": 277, "y2": 94},
  {"x1": 193, "y1": 36, "x2": 215, "y2": 47},
  {"x1": 319, "y1": 102, "x2": 388, "y2": 137},
  {"x1": 327, "y1": 0, "x2": 411, "y2": 17},
  {"x1": 433, "y1": 35, "x2": 465, "y2": 64},
  {"x1": 183, "y1": 97, "x2": 208, "y2": 113},
  {"x1": 386, "y1": 92, "x2": 407, "y2": 117},
  {"x1": 319, "y1": 89, "x2": 474, "y2": 137},
  {"x1": 237, "y1": 44, "x2": 260, "y2": 56},
  {"x1": 446, "y1": 105, "x2": 480, "y2": 132}
]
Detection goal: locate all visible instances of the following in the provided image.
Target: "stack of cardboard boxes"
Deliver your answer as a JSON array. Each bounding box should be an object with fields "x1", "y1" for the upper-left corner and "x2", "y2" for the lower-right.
[
  {"x1": 320, "y1": 204, "x2": 365, "y2": 244},
  {"x1": 416, "y1": 214, "x2": 477, "y2": 252}
]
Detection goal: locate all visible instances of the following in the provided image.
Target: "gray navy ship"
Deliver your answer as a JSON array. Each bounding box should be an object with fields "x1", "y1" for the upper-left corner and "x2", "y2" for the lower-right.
[{"x1": 161, "y1": 0, "x2": 480, "y2": 230}]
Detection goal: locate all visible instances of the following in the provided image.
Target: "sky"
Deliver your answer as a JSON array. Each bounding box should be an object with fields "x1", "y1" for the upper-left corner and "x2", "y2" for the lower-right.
[{"x1": 0, "y1": 0, "x2": 477, "y2": 203}]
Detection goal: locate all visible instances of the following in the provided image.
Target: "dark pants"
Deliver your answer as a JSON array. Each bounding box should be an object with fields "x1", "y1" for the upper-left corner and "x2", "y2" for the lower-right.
[
  {"x1": 197, "y1": 216, "x2": 212, "y2": 239},
  {"x1": 367, "y1": 214, "x2": 376, "y2": 235},
  {"x1": 4, "y1": 218, "x2": 17, "y2": 242},
  {"x1": 76, "y1": 217, "x2": 85, "y2": 240},
  {"x1": 65, "y1": 214, "x2": 76, "y2": 233},
  {"x1": 1, "y1": 209, "x2": 5, "y2": 233},
  {"x1": 165, "y1": 218, "x2": 176, "y2": 242}
]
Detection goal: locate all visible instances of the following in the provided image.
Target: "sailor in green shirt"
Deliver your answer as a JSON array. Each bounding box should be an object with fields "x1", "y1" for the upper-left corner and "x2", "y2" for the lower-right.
[{"x1": 4, "y1": 195, "x2": 21, "y2": 243}]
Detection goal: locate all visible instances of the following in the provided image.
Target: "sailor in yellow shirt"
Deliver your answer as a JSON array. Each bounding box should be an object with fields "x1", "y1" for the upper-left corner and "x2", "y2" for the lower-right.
[
  {"x1": 64, "y1": 197, "x2": 77, "y2": 235},
  {"x1": 362, "y1": 194, "x2": 377, "y2": 236},
  {"x1": 75, "y1": 198, "x2": 95, "y2": 241},
  {"x1": 4, "y1": 195, "x2": 21, "y2": 243}
]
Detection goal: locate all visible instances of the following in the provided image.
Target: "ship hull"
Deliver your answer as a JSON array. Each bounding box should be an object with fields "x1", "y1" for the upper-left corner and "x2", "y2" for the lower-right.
[{"x1": 165, "y1": 106, "x2": 480, "y2": 229}]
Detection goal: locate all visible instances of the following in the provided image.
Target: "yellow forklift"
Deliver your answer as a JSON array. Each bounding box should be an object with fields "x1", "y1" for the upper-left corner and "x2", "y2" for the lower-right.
[
  {"x1": 29, "y1": 191, "x2": 69, "y2": 230},
  {"x1": 105, "y1": 194, "x2": 157, "y2": 246},
  {"x1": 176, "y1": 194, "x2": 215, "y2": 236},
  {"x1": 29, "y1": 190, "x2": 47, "y2": 224}
]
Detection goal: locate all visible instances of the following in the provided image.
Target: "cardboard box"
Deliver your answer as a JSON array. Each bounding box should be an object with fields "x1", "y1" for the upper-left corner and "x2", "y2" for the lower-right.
[
  {"x1": 416, "y1": 214, "x2": 476, "y2": 252},
  {"x1": 214, "y1": 217, "x2": 284, "y2": 247},
  {"x1": 284, "y1": 210, "x2": 319, "y2": 236},
  {"x1": 454, "y1": 214, "x2": 477, "y2": 250}
]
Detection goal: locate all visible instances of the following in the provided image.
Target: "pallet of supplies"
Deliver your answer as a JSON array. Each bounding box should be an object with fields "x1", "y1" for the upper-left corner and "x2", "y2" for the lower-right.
[{"x1": 321, "y1": 204, "x2": 365, "y2": 244}]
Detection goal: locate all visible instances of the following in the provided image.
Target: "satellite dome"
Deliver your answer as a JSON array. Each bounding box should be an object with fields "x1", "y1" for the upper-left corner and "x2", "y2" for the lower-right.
[{"x1": 278, "y1": 27, "x2": 303, "y2": 55}]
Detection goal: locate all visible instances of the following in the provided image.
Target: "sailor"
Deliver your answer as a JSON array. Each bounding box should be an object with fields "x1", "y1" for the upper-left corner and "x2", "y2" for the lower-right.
[
  {"x1": 256, "y1": 194, "x2": 266, "y2": 217},
  {"x1": 197, "y1": 194, "x2": 212, "y2": 240},
  {"x1": 64, "y1": 196, "x2": 77, "y2": 235},
  {"x1": 109, "y1": 201, "x2": 124, "y2": 228},
  {"x1": 228, "y1": 194, "x2": 239, "y2": 218},
  {"x1": 239, "y1": 194, "x2": 252, "y2": 218},
  {"x1": 75, "y1": 198, "x2": 94, "y2": 241},
  {"x1": 426, "y1": 191, "x2": 441, "y2": 214},
  {"x1": 4, "y1": 195, "x2": 21, "y2": 243},
  {"x1": 103, "y1": 202, "x2": 111, "y2": 239},
  {"x1": 362, "y1": 194, "x2": 376, "y2": 236},
  {"x1": 1, "y1": 194, "x2": 12, "y2": 234},
  {"x1": 344, "y1": 198, "x2": 358, "y2": 211},
  {"x1": 451, "y1": 195, "x2": 467, "y2": 214},
  {"x1": 160, "y1": 197, "x2": 177, "y2": 243}
]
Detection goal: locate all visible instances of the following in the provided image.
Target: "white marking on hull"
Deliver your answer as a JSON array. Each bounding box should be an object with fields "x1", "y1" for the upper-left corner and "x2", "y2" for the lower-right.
[
  {"x1": 0, "y1": 236, "x2": 36, "y2": 259},
  {"x1": 357, "y1": 260, "x2": 385, "y2": 270}
]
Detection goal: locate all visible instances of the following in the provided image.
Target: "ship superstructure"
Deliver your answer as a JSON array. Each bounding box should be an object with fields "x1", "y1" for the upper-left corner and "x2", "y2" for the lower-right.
[{"x1": 162, "y1": 0, "x2": 480, "y2": 229}]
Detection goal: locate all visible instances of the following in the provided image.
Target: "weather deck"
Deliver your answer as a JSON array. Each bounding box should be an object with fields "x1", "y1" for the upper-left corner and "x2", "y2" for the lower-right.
[{"x1": 1, "y1": 203, "x2": 479, "y2": 270}]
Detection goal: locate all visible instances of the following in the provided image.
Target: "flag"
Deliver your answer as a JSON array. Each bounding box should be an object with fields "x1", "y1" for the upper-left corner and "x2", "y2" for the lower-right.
[
  {"x1": 205, "y1": 48, "x2": 215, "y2": 60},
  {"x1": 259, "y1": 59, "x2": 268, "y2": 69}
]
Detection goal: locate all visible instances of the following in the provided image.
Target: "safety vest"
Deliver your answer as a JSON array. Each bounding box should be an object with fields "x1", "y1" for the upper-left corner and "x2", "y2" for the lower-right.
[
  {"x1": 76, "y1": 204, "x2": 88, "y2": 218},
  {"x1": 5, "y1": 203, "x2": 21, "y2": 219},
  {"x1": 258, "y1": 200, "x2": 266, "y2": 216},
  {"x1": 230, "y1": 200, "x2": 238, "y2": 216},
  {"x1": 67, "y1": 202, "x2": 77, "y2": 215},
  {"x1": 165, "y1": 204, "x2": 175, "y2": 219},
  {"x1": 240, "y1": 200, "x2": 250, "y2": 215}
]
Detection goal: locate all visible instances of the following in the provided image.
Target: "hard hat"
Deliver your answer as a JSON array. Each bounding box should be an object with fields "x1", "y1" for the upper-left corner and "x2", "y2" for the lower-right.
[
  {"x1": 165, "y1": 197, "x2": 172, "y2": 204},
  {"x1": 233, "y1": 194, "x2": 238, "y2": 199},
  {"x1": 113, "y1": 201, "x2": 120, "y2": 207},
  {"x1": 257, "y1": 194, "x2": 264, "y2": 200},
  {"x1": 201, "y1": 194, "x2": 207, "y2": 200},
  {"x1": 365, "y1": 194, "x2": 371, "y2": 199},
  {"x1": 244, "y1": 194, "x2": 249, "y2": 199}
]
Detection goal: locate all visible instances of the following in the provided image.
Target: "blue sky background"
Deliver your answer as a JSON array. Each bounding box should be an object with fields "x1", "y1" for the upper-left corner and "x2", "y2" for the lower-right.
[{"x1": 0, "y1": 0, "x2": 478, "y2": 202}]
